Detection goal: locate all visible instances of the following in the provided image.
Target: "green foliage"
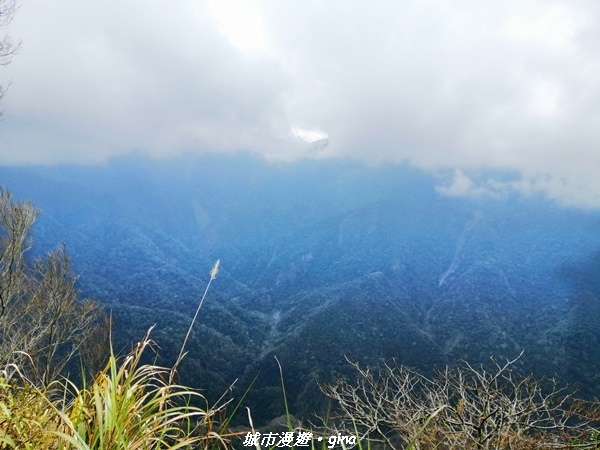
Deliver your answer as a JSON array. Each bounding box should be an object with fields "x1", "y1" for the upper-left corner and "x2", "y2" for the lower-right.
[
  {"x1": 3, "y1": 183, "x2": 600, "y2": 449},
  {"x1": 55, "y1": 328, "x2": 228, "y2": 450},
  {"x1": 0, "y1": 188, "x2": 232, "y2": 448},
  {"x1": 0, "y1": 378, "x2": 60, "y2": 449},
  {"x1": 0, "y1": 331, "x2": 233, "y2": 449},
  {"x1": 0, "y1": 254, "x2": 231, "y2": 449}
]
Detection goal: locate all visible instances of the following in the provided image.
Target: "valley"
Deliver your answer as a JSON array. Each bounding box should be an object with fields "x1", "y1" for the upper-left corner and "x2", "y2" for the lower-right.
[{"x1": 2, "y1": 154, "x2": 600, "y2": 424}]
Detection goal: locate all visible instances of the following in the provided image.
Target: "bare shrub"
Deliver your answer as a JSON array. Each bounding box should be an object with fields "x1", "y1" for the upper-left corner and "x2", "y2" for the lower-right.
[
  {"x1": 322, "y1": 352, "x2": 599, "y2": 449},
  {"x1": 0, "y1": 188, "x2": 108, "y2": 386}
]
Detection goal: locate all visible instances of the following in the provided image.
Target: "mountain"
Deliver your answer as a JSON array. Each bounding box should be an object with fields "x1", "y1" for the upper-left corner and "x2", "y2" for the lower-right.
[{"x1": 2, "y1": 153, "x2": 600, "y2": 424}]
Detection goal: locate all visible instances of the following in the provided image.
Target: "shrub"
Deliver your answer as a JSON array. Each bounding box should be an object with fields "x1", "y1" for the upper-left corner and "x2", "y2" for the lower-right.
[{"x1": 321, "y1": 352, "x2": 600, "y2": 449}]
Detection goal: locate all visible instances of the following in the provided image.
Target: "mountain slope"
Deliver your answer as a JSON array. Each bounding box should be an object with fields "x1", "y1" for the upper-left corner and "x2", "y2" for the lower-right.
[{"x1": 2, "y1": 154, "x2": 600, "y2": 423}]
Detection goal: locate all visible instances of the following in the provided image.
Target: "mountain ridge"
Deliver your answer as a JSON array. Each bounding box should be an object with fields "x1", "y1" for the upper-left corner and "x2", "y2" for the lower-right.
[{"x1": 2, "y1": 153, "x2": 600, "y2": 423}]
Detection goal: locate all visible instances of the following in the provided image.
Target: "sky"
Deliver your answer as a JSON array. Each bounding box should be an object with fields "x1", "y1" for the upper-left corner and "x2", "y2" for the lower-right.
[{"x1": 1, "y1": 0, "x2": 600, "y2": 207}]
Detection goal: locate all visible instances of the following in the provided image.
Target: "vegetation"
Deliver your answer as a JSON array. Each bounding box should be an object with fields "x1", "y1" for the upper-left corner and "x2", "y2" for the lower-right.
[
  {"x1": 0, "y1": 188, "x2": 107, "y2": 386},
  {"x1": 0, "y1": 333, "x2": 230, "y2": 449},
  {"x1": 0, "y1": 0, "x2": 19, "y2": 112},
  {"x1": 1, "y1": 187, "x2": 600, "y2": 449},
  {"x1": 7, "y1": 155, "x2": 600, "y2": 421},
  {"x1": 0, "y1": 188, "x2": 233, "y2": 447},
  {"x1": 57, "y1": 327, "x2": 229, "y2": 450},
  {"x1": 1, "y1": 0, "x2": 598, "y2": 445},
  {"x1": 321, "y1": 353, "x2": 600, "y2": 449}
]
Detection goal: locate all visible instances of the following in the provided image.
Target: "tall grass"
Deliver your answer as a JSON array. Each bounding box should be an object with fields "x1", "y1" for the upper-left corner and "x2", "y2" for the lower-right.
[
  {"x1": 53, "y1": 326, "x2": 225, "y2": 449},
  {"x1": 0, "y1": 259, "x2": 233, "y2": 449}
]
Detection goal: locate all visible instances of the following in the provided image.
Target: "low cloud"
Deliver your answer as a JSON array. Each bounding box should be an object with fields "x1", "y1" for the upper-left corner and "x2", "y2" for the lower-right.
[
  {"x1": 436, "y1": 170, "x2": 500, "y2": 199},
  {"x1": 1, "y1": 0, "x2": 600, "y2": 206},
  {"x1": 437, "y1": 170, "x2": 600, "y2": 209}
]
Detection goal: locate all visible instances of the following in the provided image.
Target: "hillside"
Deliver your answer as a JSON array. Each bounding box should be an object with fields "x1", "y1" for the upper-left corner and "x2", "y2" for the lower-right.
[{"x1": 2, "y1": 154, "x2": 600, "y2": 424}]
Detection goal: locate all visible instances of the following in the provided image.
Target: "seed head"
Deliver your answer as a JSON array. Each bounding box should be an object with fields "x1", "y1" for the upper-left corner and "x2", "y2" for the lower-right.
[{"x1": 210, "y1": 259, "x2": 220, "y2": 280}]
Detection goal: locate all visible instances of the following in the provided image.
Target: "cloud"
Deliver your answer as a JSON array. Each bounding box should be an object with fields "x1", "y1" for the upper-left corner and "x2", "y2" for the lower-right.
[
  {"x1": 436, "y1": 170, "x2": 600, "y2": 209},
  {"x1": 436, "y1": 170, "x2": 499, "y2": 199},
  {"x1": 0, "y1": 0, "x2": 294, "y2": 163},
  {"x1": 1, "y1": 0, "x2": 600, "y2": 206}
]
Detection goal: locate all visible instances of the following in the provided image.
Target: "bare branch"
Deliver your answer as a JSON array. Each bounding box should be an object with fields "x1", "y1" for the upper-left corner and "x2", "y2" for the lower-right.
[
  {"x1": 321, "y1": 353, "x2": 598, "y2": 449},
  {"x1": 0, "y1": 188, "x2": 109, "y2": 387},
  {"x1": 0, "y1": 0, "x2": 21, "y2": 117}
]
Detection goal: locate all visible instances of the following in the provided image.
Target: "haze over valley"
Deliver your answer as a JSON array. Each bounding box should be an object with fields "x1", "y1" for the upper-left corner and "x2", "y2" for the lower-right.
[{"x1": 3, "y1": 154, "x2": 600, "y2": 422}]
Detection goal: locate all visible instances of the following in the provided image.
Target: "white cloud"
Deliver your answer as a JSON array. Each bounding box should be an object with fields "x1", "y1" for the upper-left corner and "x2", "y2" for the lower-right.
[
  {"x1": 1, "y1": 0, "x2": 600, "y2": 206},
  {"x1": 504, "y1": 4, "x2": 584, "y2": 51},
  {"x1": 292, "y1": 127, "x2": 328, "y2": 143},
  {"x1": 205, "y1": 0, "x2": 268, "y2": 52},
  {"x1": 436, "y1": 170, "x2": 500, "y2": 199}
]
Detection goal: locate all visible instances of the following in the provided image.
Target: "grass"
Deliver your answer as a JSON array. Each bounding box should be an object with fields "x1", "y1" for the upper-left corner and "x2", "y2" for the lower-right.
[
  {"x1": 2, "y1": 255, "x2": 600, "y2": 449},
  {"x1": 0, "y1": 260, "x2": 234, "y2": 449},
  {"x1": 1, "y1": 332, "x2": 227, "y2": 449},
  {"x1": 55, "y1": 327, "x2": 227, "y2": 449}
]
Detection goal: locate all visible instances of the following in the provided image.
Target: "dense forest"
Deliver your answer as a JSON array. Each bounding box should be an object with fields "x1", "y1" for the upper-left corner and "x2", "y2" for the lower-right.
[{"x1": 2, "y1": 153, "x2": 600, "y2": 426}]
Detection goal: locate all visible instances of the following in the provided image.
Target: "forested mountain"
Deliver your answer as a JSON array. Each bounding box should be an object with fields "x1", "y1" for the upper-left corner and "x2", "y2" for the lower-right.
[{"x1": 2, "y1": 154, "x2": 600, "y2": 424}]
